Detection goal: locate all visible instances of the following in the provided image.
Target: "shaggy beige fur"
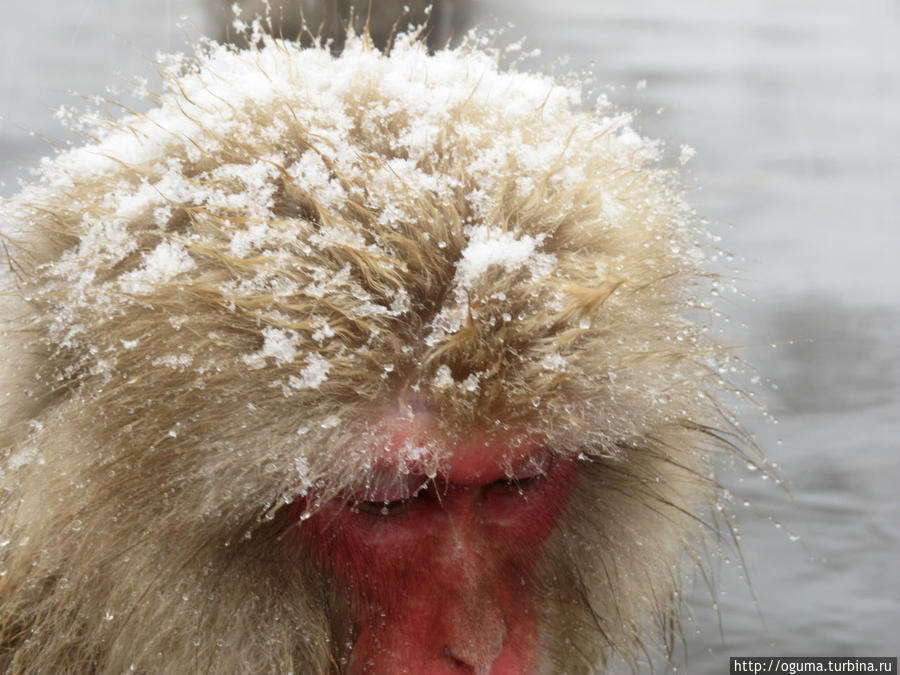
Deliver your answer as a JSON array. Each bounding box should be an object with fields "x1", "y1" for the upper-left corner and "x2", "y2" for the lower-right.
[{"x1": 0, "y1": 27, "x2": 739, "y2": 674}]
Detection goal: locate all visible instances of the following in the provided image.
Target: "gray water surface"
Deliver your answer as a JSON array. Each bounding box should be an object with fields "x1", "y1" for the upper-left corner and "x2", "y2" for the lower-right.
[{"x1": 2, "y1": 1, "x2": 898, "y2": 672}]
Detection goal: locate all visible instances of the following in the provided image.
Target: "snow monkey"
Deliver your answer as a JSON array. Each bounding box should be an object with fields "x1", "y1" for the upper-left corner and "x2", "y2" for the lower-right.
[
  {"x1": 221, "y1": 0, "x2": 472, "y2": 50},
  {"x1": 0, "y1": 26, "x2": 742, "y2": 675}
]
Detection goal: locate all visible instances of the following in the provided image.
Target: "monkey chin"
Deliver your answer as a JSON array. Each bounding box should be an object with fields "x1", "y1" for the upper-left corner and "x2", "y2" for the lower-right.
[{"x1": 1, "y1": 23, "x2": 744, "y2": 675}]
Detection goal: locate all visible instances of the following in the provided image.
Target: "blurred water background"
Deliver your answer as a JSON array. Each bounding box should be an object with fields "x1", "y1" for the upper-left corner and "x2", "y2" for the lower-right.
[{"x1": 2, "y1": 1, "x2": 898, "y2": 672}]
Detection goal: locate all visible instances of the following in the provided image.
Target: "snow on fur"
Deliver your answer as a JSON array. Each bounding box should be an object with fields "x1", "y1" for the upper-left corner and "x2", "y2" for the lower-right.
[{"x1": 6, "y1": 29, "x2": 709, "y2": 453}]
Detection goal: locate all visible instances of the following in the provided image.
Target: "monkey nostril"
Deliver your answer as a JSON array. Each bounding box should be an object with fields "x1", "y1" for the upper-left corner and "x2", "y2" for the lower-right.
[{"x1": 443, "y1": 646, "x2": 476, "y2": 673}]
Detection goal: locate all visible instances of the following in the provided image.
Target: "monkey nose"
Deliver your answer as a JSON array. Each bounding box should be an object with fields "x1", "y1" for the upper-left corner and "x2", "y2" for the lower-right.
[
  {"x1": 442, "y1": 646, "x2": 497, "y2": 675},
  {"x1": 442, "y1": 626, "x2": 504, "y2": 675}
]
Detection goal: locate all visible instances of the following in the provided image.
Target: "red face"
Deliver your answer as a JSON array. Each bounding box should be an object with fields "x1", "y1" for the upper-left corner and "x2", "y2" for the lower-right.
[{"x1": 294, "y1": 427, "x2": 576, "y2": 674}]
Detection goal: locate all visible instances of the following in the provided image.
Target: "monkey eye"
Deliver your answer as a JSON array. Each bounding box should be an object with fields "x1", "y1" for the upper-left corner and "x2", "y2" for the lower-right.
[
  {"x1": 487, "y1": 453, "x2": 553, "y2": 495},
  {"x1": 350, "y1": 474, "x2": 429, "y2": 516},
  {"x1": 486, "y1": 473, "x2": 545, "y2": 495}
]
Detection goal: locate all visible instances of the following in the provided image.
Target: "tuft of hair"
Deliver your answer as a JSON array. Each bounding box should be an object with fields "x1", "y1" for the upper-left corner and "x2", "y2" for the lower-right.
[
  {"x1": 221, "y1": 0, "x2": 472, "y2": 51},
  {"x1": 0, "y1": 25, "x2": 743, "y2": 674}
]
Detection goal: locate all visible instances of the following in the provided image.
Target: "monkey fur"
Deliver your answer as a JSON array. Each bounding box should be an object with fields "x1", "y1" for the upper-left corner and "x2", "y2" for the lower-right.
[
  {"x1": 0, "y1": 26, "x2": 740, "y2": 674},
  {"x1": 221, "y1": 0, "x2": 472, "y2": 51}
]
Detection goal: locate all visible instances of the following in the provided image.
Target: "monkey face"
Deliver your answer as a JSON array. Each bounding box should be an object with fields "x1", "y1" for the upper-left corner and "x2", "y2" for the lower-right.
[{"x1": 295, "y1": 420, "x2": 577, "y2": 674}]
